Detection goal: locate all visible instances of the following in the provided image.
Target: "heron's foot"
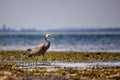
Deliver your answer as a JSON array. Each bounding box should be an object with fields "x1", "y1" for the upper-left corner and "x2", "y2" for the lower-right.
[
  {"x1": 42, "y1": 58, "x2": 47, "y2": 62},
  {"x1": 43, "y1": 59, "x2": 47, "y2": 63},
  {"x1": 43, "y1": 61, "x2": 51, "y2": 65}
]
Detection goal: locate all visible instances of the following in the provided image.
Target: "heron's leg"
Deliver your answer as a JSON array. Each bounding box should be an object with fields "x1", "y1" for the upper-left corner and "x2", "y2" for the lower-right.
[
  {"x1": 33, "y1": 56, "x2": 38, "y2": 69},
  {"x1": 42, "y1": 54, "x2": 47, "y2": 62},
  {"x1": 32, "y1": 56, "x2": 36, "y2": 68}
]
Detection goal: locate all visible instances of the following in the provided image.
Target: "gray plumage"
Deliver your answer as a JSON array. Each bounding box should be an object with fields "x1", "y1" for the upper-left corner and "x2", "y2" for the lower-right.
[{"x1": 28, "y1": 34, "x2": 52, "y2": 59}]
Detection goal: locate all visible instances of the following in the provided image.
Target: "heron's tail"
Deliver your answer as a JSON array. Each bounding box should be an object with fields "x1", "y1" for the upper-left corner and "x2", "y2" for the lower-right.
[
  {"x1": 26, "y1": 48, "x2": 32, "y2": 51},
  {"x1": 28, "y1": 51, "x2": 34, "y2": 57},
  {"x1": 28, "y1": 54, "x2": 31, "y2": 57}
]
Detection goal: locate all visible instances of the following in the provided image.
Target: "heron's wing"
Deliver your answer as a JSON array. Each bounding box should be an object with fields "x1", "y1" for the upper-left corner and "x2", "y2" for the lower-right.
[
  {"x1": 33, "y1": 43, "x2": 45, "y2": 52},
  {"x1": 29, "y1": 43, "x2": 45, "y2": 56}
]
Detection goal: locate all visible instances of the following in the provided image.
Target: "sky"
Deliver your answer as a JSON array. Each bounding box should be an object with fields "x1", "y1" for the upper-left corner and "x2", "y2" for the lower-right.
[{"x1": 0, "y1": 0, "x2": 120, "y2": 30}]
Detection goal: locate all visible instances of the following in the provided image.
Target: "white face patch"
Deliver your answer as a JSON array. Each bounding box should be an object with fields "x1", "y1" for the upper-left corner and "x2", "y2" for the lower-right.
[{"x1": 45, "y1": 34, "x2": 51, "y2": 38}]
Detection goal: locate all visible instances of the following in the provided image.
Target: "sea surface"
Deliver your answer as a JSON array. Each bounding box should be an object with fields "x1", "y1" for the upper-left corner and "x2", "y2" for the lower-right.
[{"x1": 0, "y1": 32, "x2": 120, "y2": 51}]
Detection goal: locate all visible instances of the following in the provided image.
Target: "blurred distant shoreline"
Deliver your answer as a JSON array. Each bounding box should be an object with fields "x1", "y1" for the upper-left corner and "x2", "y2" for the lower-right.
[
  {"x1": 0, "y1": 28, "x2": 120, "y2": 35},
  {"x1": 0, "y1": 25, "x2": 120, "y2": 33}
]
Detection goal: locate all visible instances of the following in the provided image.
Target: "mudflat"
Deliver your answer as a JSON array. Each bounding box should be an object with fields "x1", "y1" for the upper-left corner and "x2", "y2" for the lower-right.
[{"x1": 0, "y1": 51, "x2": 120, "y2": 80}]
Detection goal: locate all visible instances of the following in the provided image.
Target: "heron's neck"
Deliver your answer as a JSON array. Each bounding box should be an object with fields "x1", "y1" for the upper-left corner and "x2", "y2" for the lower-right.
[
  {"x1": 45, "y1": 37, "x2": 50, "y2": 48},
  {"x1": 45, "y1": 37, "x2": 50, "y2": 42},
  {"x1": 47, "y1": 40, "x2": 50, "y2": 47}
]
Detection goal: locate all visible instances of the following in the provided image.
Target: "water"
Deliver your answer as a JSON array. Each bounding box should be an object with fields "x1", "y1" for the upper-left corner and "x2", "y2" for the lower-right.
[
  {"x1": 17, "y1": 61, "x2": 120, "y2": 71},
  {"x1": 0, "y1": 32, "x2": 120, "y2": 51},
  {"x1": 2, "y1": 61, "x2": 120, "y2": 71}
]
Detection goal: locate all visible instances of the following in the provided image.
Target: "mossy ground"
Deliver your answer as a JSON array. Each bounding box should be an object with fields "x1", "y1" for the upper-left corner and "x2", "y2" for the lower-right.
[
  {"x1": 0, "y1": 50, "x2": 120, "y2": 80},
  {"x1": 0, "y1": 50, "x2": 120, "y2": 62}
]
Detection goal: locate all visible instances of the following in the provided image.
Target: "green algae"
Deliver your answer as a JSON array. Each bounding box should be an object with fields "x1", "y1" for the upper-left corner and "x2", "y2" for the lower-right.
[{"x1": 0, "y1": 51, "x2": 120, "y2": 62}]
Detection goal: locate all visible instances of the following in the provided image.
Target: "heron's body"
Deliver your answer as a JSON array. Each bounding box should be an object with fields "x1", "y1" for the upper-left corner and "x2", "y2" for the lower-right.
[{"x1": 28, "y1": 34, "x2": 52, "y2": 60}]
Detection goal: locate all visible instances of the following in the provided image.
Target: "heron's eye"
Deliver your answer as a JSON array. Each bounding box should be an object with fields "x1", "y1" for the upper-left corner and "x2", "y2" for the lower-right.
[{"x1": 48, "y1": 35, "x2": 51, "y2": 37}]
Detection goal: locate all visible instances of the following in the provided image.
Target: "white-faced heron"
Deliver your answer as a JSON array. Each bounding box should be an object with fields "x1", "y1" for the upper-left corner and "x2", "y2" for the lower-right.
[{"x1": 28, "y1": 34, "x2": 53, "y2": 61}]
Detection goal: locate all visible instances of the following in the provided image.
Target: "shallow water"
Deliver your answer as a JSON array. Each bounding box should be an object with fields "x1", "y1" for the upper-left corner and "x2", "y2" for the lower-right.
[
  {"x1": 5, "y1": 61, "x2": 120, "y2": 71},
  {"x1": 0, "y1": 32, "x2": 120, "y2": 51}
]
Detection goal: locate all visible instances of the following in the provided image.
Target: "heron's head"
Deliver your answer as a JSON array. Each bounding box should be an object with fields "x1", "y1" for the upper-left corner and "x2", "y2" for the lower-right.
[
  {"x1": 45, "y1": 34, "x2": 55, "y2": 41},
  {"x1": 45, "y1": 34, "x2": 52, "y2": 39}
]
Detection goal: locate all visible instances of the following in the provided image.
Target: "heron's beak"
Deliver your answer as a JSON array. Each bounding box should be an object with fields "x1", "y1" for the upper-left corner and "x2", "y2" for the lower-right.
[{"x1": 51, "y1": 35, "x2": 55, "y2": 39}]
